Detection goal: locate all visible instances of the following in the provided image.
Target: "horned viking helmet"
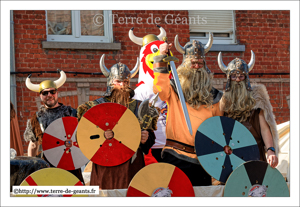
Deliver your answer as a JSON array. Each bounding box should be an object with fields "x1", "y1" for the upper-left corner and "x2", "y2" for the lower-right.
[
  {"x1": 99, "y1": 54, "x2": 139, "y2": 96},
  {"x1": 174, "y1": 32, "x2": 213, "y2": 73},
  {"x1": 218, "y1": 50, "x2": 255, "y2": 91},
  {"x1": 25, "y1": 69, "x2": 66, "y2": 93},
  {"x1": 129, "y1": 25, "x2": 166, "y2": 46}
]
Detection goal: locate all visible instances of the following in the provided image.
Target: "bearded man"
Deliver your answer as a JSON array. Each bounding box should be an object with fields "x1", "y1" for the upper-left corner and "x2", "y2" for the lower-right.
[
  {"x1": 77, "y1": 55, "x2": 156, "y2": 189},
  {"x1": 152, "y1": 34, "x2": 223, "y2": 186},
  {"x1": 24, "y1": 70, "x2": 84, "y2": 183},
  {"x1": 218, "y1": 51, "x2": 279, "y2": 168}
]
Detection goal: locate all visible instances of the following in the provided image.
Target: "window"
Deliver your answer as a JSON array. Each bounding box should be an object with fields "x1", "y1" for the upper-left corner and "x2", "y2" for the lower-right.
[
  {"x1": 189, "y1": 10, "x2": 236, "y2": 44},
  {"x1": 46, "y1": 10, "x2": 113, "y2": 43}
]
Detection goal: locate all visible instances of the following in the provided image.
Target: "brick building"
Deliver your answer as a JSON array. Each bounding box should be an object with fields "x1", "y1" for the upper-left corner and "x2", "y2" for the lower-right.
[{"x1": 10, "y1": 10, "x2": 290, "y2": 154}]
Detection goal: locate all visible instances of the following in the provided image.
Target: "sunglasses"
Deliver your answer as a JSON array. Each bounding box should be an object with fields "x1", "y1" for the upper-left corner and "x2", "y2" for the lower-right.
[{"x1": 41, "y1": 89, "x2": 57, "y2": 96}]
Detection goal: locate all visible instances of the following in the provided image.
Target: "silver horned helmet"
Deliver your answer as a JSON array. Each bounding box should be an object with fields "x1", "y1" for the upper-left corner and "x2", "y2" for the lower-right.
[
  {"x1": 218, "y1": 50, "x2": 255, "y2": 92},
  {"x1": 99, "y1": 54, "x2": 139, "y2": 96},
  {"x1": 174, "y1": 32, "x2": 213, "y2": 73}
]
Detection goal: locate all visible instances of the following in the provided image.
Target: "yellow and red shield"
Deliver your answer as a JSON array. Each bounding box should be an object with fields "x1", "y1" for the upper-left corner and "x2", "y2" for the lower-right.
[
  {"x1": 19, "y1": 168, "x2": 84, "y2": 197},
  {"x1": 127, "y1": 163, "x2": 195, "y2": 197},
  {"x1": 77, "y1": 103, "x2": 141, "y2": 166}
]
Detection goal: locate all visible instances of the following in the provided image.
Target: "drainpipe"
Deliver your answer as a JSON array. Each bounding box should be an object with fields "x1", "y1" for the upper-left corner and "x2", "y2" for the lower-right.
[{"x1": 10, "y1": 10, "x2": 17, "y2": 111}]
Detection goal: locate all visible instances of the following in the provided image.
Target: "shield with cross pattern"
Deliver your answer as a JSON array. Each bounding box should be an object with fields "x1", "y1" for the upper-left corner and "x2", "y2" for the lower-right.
[{"x1": 42, "y1": 117, "x2": 89, "y2": 170}]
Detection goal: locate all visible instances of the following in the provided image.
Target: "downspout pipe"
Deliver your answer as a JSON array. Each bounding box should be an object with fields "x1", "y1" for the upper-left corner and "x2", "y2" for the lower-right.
[{"x1": 10, "y1": 10, "x2": 17, "y2": 111}]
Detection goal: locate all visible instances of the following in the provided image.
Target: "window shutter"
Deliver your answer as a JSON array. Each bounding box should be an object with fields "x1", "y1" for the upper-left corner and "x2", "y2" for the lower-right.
[
  {"x1": 189, "y1": 10, "x2": 234, "y2": 33},
  {"x1": 189, "y1": 10, "x2": 235, "y2": 44}
]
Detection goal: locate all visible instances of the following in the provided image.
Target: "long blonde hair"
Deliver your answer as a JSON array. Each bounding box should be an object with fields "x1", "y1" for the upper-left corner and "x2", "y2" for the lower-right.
[
  {"x1": 177, "y1": 58, "x2": 213, "y2": 109},
  {"x1": 222, "y1": 81, "x2": 256, "y2": 122}
]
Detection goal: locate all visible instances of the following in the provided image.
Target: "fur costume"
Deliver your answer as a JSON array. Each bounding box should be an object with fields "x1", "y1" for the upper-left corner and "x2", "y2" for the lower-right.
[
  {"x1": 251, "y1": 84, "x2": 280, "y2": 156},
  {"x1": 77, "y1": 100, "x2": 99, "y2": 122},
  {"x1": 24, "y1": 103, "x2": 76, "y2": 144},
  {"x1": 23, "y1": 103, "x2": 84, "y2": 183},
  {"x1": 24, "y1": 114, "x2": 43, "y2": 145}
]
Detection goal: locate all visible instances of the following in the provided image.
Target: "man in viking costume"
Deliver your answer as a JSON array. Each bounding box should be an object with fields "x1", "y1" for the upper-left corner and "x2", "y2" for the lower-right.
[
  {"x1": 129, "y1": 25, "x2": 169, "y2": 163},
  {"x1": 152, "y1": 33, "x2": 223, "y2": 186},
  {"x1": 218, "y1": 51, "x2": 279, "y2": 168},
  {"x1": 23, "y1": 69, "x2": 84, "y2": 183},
  {"x1": 77, "y1": 55, "x2": 156, "y2": 189}
]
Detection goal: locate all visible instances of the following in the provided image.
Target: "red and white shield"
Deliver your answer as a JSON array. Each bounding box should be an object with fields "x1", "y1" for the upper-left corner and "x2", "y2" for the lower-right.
[{"x1": 42, "y1": 117, "x2": 89, "y2": 170}]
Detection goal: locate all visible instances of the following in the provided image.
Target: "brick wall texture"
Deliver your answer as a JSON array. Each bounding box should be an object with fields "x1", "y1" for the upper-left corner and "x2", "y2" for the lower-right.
[{"x1": 12, "y1": 10, "x2": 290, "y2": 153}]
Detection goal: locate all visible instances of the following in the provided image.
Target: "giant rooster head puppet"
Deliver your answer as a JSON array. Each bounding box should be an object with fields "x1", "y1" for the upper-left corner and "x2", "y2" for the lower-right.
[{"x1": 129, "y1": 25, "x2": 172, "y2": 87}]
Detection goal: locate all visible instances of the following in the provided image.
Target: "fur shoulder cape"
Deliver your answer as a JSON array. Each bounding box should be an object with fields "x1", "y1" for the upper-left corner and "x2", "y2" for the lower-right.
[{"x1": 252, "y1": 84, "x2": 280, "y2": 156}]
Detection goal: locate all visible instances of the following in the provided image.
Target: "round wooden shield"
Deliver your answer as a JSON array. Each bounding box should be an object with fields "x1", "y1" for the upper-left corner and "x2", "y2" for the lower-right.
[
  {"x1": 195, "y1": 116, "x2": 260, "y2": 183},
  {"x1": 77, "y1": 103, "x2": 141, "y2": 167},
  {"x1": 127, "y1": 163, "x2": 195, "y2": 197},
  {"x1": 42, "y1": 117, "x2": 89, "y2": 170},
  {"x1": 19, "y1": 168, "x2": 84, "y2": 197},
  {"x1": 224, "y1": 160, "x2": 289, "y2": 197}
]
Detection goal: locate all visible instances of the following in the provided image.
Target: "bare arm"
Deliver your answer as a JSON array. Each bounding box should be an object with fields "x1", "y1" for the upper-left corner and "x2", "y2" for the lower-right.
[
  {"x1": 214, "y1": 102, "x2": 224, "y2": 117},
  {"x1": 219, "y1": 97, "x2": 225, "y2": 114},
  {"x1": 27, "y1": 140, "x2": 39, "y2": 157},
  {"x1": 259, "y1": 110, "x2": 278, "y2": 168}
]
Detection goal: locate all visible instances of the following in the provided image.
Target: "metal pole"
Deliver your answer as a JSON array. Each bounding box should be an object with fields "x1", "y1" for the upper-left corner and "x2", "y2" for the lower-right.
[{"x1": 10, "y1": 10, "x2": 17, "y2": 111}]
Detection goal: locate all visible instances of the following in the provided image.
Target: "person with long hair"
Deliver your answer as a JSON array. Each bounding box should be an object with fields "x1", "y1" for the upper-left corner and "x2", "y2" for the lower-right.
[
  {"x1": 152, "y1": 35, "x2": 223, "y2": 186},
  {"x1": 218, "y1": 52, "x2": 278, "y2": 168}
]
